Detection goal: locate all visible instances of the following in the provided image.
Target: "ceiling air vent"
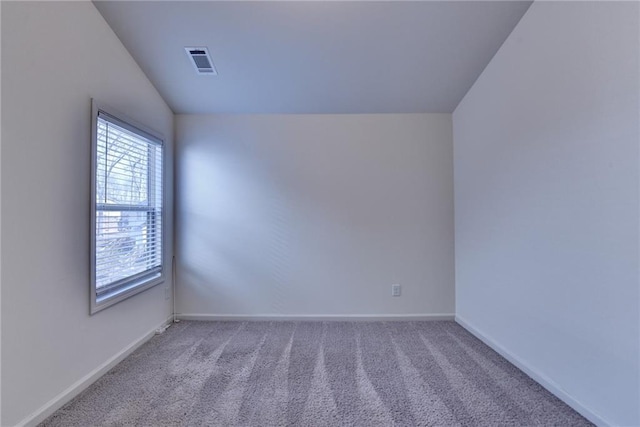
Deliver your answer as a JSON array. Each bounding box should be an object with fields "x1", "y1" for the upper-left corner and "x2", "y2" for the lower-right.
[{"x1": 185, "y1": 47, "x2": 217, "y2": 75}]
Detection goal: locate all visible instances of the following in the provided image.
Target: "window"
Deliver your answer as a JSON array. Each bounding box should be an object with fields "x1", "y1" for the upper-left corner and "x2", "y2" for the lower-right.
[{"x1": 91, "y1": 101, "x2": 164, "y2": 314}]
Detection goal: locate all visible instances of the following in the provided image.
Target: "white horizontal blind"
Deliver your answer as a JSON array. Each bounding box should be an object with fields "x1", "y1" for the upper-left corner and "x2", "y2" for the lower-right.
[{"x1": 95, "y1": 112, "x2": 163, "y2": 300}]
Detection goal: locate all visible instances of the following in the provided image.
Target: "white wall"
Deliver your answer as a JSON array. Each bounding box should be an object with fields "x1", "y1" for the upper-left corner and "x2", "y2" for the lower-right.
[
  {"x1": 1, "y1": 2, "x2": 174, "y2": 425},
  {"x1": 453, "y1": 2, "x2": 639, "y2": 426},
  {"x1": 176, "y1": 114, "x2": 454, "y2": 317},
  {"x1": 0, "y1": 2, "x2": 4, "y2": 423}
]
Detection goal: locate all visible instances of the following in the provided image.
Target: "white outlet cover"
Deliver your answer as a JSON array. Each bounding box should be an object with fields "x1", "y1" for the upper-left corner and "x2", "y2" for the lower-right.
[{"x1": 392, "y1": 284, "x2": 401, "y2": 296}]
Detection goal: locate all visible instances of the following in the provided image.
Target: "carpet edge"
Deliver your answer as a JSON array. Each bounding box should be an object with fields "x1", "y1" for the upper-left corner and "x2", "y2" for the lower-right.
[
  {"x1": 454, "y1": 315, "x2": 609, "y2": 427},
  {"x1": 176, "y1": 313, "x2": 456, "y2": 322},
  {"x1": 18, "y1": 315, "x2": 175, "y2": 427}
]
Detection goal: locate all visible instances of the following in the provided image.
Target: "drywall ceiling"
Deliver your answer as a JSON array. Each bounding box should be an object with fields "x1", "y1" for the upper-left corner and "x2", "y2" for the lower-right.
[{"x1": 94, "y1": 1, "x2": 531, "y2": 114}]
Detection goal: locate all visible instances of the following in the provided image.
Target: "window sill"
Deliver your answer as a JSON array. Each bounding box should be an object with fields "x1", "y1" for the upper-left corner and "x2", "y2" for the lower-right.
[{"x1": 91, "y1": 272, "x2": 164, "y2": 315}]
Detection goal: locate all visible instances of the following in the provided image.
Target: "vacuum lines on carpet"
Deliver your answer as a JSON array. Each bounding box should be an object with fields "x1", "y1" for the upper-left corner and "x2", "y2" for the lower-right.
[{"x1": 41, "y1": 321, "x2": 592, "y2": 426}]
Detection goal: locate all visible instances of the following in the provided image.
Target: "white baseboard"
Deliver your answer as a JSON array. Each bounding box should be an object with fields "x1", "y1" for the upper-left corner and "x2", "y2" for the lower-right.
[
  {"x1": 17, "y1": 315, "x2": 175, "y2": 427},
  {"x1": 455, "y1": 315, "x2": 610, "y2": 427},
  {"x1": 177, "y1": 313, "x2": 455, "y2": 322}
]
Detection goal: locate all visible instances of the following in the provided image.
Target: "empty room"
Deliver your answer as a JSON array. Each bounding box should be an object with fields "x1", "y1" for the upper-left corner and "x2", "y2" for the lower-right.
[{"x1": 1, "y1": 1, "x2": 638, "y2": 426}]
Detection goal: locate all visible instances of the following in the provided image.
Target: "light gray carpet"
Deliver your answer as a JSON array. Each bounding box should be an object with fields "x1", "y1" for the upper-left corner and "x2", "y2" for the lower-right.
[{"x1": 41, "y1": 321, "x2": 592, "y2": 426}]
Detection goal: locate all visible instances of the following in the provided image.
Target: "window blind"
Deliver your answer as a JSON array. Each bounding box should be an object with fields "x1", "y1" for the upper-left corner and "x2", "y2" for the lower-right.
[{"x1": 94, "y1": 111, "x2": 163, "y2": 303}]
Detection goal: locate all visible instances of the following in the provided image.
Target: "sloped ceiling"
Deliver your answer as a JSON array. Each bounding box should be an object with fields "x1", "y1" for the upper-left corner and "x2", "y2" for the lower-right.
[{"x1": 95, "y1": 1, "x2": 531, "y2": 114}]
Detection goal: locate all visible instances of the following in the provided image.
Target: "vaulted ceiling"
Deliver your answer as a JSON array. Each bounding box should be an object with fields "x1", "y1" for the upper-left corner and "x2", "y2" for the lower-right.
[{"x1": 94, "y1": 1, "x2": 531, "y2": 114}]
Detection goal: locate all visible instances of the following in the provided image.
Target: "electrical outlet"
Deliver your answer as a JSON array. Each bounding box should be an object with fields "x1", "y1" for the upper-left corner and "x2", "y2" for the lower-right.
[
  {"x1": 164, "y1": 287, "x2": 171, "y2": 300},
  {"x1": 392, "y1": 284, "x2": 401, "y2": 297}
]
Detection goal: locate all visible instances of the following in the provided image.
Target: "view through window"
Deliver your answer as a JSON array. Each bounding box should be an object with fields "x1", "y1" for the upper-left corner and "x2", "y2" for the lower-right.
[{"x1": 92, "y1": 106, "x2": 163, "y2": 313}]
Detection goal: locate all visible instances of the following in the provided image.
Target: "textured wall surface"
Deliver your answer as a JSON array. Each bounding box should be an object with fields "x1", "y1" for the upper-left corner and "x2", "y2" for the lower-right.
[
  {"x1": 453, "y1": 2, "x2": 639, "y2": 425},
  {"x1": 176, "y1": 114, "x2": 454, "y2": 317},
  {"x1": 1, "y1": 2, "x2": 174, "y2": 424}
]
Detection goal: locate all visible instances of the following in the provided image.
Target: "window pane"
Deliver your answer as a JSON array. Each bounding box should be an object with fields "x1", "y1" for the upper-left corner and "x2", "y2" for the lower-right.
[
  {"x1": 95, "y1": 209, "x2": 160, "y2": 291},
  {"x1": 97, "y1": 119, "x2": 150, "y2": 206},
  {"x1": 93, "y1": 110, "x2": 163, "y2": 310}
]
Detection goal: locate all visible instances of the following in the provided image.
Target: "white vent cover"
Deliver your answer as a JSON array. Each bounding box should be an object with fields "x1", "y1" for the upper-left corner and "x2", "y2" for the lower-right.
[{"x1": 185, "y1": 47, "x2": 217, "y2": 75}]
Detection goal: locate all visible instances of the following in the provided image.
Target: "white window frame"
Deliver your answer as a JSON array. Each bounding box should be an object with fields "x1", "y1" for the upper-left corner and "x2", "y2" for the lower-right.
[{"x1": 90, "y1": 100, "x2": 165, "y2": 314}]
